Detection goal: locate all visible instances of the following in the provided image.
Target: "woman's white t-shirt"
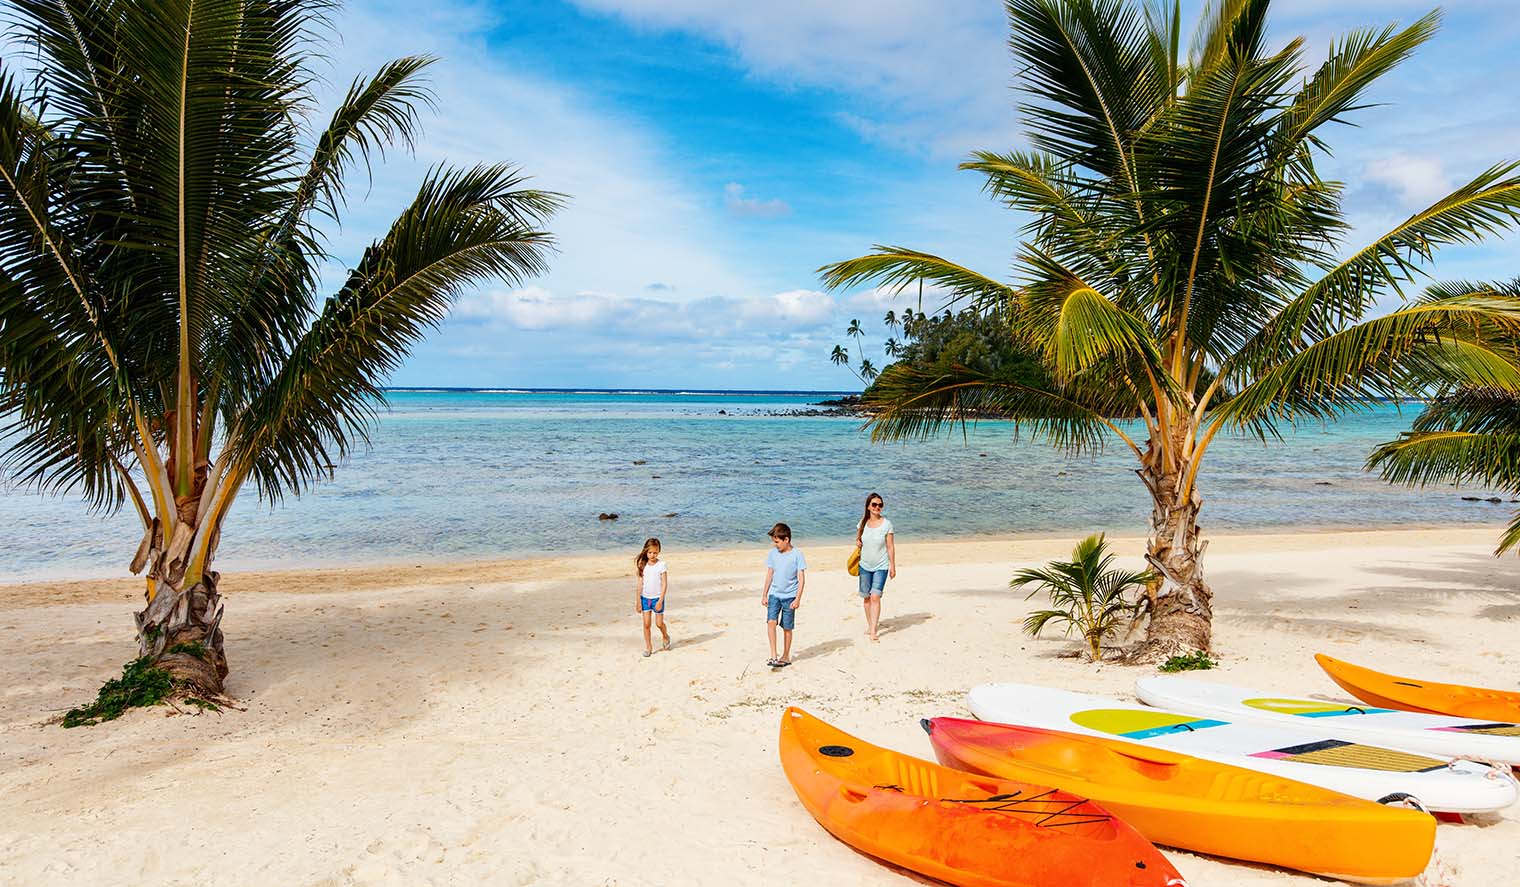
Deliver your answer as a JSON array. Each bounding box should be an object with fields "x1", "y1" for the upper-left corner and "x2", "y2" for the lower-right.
[
  {"x1": 641, "y1": 561, "x2": 667, "y2": 598},
  {"x1": 859, "y1": 519, "x2": 894, "y2": 572}
]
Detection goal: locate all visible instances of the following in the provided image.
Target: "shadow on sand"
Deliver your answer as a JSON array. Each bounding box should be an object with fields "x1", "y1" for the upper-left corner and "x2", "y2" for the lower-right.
[
  {"x1": 671, "y1": 630, "x2": 725, "y2": 649},
  {"x1": 791, "y1": 637, "x2": 855, "y2": 662},
  {"x1": 878, "y1": 611, "x2": 934, "y2": 636}
]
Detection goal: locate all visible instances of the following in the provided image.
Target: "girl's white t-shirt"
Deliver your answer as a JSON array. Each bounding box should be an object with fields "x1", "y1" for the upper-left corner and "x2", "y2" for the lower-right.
[{"x1": 641, "y1": 561, "x2": 667, "y2": 598}]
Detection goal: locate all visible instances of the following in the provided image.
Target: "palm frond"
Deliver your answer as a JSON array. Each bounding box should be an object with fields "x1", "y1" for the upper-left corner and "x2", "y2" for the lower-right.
[
  {"x1": 228, "y1": 164, "x2": 563, "y2": 501},
  {"x1": 0, "y1": 264, "x2": 128, "y2": 509},
  {"x1": 862, "y1": 361, "x2": 1124, "y2": 454},
  {"x1": 1499, "y1": 516, "x2": 1520, "y2": 554},
  {"x1": 1273, "y1": 11, "x2": 1440, "y2": 155},
  {"x1": 961, "y1": 149, "x2": 1090, "y2": 230},
  {"x1": 1141, "y1": 0, "x2": 1183, "y2": 101},
  {"x1": 1006, "y1": 0, "x2": 1166, "y2": 194},
  {"x1": 1234, "y1": 163, "x2": 1520, "y2": 373},
  {"x1": 1016, "y1": 247, "x2": 1167, "y2": 382},
  {"x1": 203, "y1": 54, "x2": 440, "y2": 417},
  {"x1": 818, "y1": 247, "x2": 1017, "y2": 309},
  {"x1": 1369, "y1": 429, "x2": 1520, "y2": 492},
  {"x1": 1022, "y1": 608, "x2": 1074, "y2": 637},
  {"x1": 1011, "y1": 564, "x2": 1080, "y2": 597},
  {"x1": 295, "y1": 55, "x2": 438, "y2": 226},
  {"x1": 1188, "y1": 0, "x2": 1271, "y2": 73},
  {"x1": 1217, "y1": 292, "x2": 1520, "y2": 432}
]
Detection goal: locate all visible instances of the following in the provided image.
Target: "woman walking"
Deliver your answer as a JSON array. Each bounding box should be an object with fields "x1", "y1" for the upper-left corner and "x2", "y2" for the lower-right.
[{"x1": 854, "y1": 492, "x2": 895, "y2": 642}]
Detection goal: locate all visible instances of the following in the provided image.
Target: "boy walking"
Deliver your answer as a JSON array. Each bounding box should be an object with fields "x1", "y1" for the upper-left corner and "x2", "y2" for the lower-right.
[{"x1": 761, "y1": 522, "x2": 806, "y2": 668}]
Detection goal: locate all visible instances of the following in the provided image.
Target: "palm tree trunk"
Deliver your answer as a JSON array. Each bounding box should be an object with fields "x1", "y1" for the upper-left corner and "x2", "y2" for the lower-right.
[
  {"x1": 1131, "y1": 434, "x2": 1214, "y2": 662},
  {"x1": 132, "y1": 516, "x2": 228, "y2": 697}
]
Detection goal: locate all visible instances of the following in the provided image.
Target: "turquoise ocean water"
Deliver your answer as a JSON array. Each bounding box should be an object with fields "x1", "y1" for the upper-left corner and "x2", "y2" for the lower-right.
[{"x1": 1, "y1": 390, "x2": 1507, "y2": 582}]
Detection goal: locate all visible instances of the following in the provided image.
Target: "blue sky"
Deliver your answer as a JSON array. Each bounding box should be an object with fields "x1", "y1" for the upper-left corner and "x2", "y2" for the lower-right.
[{"x1": 316, "y1": 0, "x2": 1520, "y2": 391}]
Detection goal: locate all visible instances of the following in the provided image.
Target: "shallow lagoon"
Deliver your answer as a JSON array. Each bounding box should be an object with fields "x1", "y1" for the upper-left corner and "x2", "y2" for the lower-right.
[{"x1": 2, "y1": 390, "x2": 1505, "y2": 581}]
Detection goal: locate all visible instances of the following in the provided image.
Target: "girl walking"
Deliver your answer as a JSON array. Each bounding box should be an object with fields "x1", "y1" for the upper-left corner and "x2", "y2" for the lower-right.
[
  {"x1": 855, "y1": 493, "x2": 896, "y2": 641},
  {"x1": 634, "y1": 537, "x2": 671, "y2": 657}
]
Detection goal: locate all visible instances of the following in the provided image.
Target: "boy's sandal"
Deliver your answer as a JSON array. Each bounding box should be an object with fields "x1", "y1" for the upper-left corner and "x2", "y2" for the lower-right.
[
  {"x1": 775, "y1": 660, "x2": 792, "y2": 668},
  {"x1": 642, "y1": 650, "x2": 652, "y2": 658},
  {"x1": 661, "y1": 639, "x2": 672, "y2": 651},
  {"x1": 766, "y1": 658, "x2": 780, "y2": 667}
]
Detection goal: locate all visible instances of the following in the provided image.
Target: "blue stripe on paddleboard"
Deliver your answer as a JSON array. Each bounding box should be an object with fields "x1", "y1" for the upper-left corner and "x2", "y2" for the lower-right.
[
  {"x1": 1293, "y1": 707, "x2": 1394, "y2": 718},
  {"x1": 1121, "y1": 719, "x2": 1229, "y2": 739}
]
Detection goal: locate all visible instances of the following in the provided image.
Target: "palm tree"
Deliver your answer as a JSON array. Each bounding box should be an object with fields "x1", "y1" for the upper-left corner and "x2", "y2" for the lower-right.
[
  {"x1": 1371, "y1": 284, "x2": 1520, "y2": 552},
  {"x1": 858, "y1": 359, "x2": 878, "y2": 382},
  {"x1": 830, "y1": 344, "x2": 850, "y2": 367},
  {"x1": 884, "y1": 309, "x2": 899, "y2": 332},
  {"x1": 1014, "y1": 533, "x2": 1153, "y2": 662},
  {"x1": 0, "y1": 0, "x2": 561, "y2": 697},
  {"x1": 821, "y1": 0, "x2": 1520, "y2": 659}
]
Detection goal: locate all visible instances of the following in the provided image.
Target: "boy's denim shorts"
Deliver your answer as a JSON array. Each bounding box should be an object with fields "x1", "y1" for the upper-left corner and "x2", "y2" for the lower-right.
[
  {"x1": 766, "y1": 594, "x2": 797, "y2": 630},
  {"x1": 858, "y1": 568, "x2": 888, "y2": 597}
]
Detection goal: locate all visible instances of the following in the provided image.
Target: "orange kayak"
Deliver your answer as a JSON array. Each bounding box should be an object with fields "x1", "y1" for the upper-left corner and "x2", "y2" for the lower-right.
[
  {"x1": 779, "y1": 708, "x2": 1184, "y2": 887},
  {"x1": 1318, "y1": 653, "x2": 1520, "y2": 722},
  {"x1": 923, "y1": 716, "x2": 1434, "y2": 885}
]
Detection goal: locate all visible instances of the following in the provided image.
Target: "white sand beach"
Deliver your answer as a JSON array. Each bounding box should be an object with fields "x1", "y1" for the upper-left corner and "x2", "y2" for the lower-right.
[{"x1": 2, "y1": 526, "x2": 1518, "y2": 886}]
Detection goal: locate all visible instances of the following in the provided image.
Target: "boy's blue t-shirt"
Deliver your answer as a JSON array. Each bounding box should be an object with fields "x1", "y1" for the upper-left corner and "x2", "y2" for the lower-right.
[{"x1": 766, "y1": 548, "x2": 807, "y2": 599}]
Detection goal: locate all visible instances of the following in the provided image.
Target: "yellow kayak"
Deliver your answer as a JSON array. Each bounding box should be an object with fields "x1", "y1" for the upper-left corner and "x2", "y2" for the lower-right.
[
  {"x1": 924, "y1": 716, "x2": 1434, "y2": 885},
  {"x1": 1318, "y1": 653, "x2": 1520, "y2": 722}
]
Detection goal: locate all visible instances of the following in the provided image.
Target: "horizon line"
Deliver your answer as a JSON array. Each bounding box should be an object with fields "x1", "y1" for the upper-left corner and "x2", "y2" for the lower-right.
[{"x1": 384, "y1": 386, "x2": 860, "y2": 396}]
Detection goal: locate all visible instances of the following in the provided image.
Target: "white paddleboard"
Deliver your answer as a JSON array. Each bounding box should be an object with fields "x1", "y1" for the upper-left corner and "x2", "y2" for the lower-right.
[
  {"x1": 1136, "y1": 676, "x2": 1520, "y2": 765},
  {"x1": 968, "y1": 683, "x2": 1517, "y2": 814}
]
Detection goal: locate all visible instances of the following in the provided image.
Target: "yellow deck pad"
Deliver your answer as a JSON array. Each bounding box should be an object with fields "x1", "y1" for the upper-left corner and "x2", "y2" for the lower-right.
[
  {"x1": 1260, "y1": 741, "x2": 1445, "y2": 772},
  {"x1": 1244, "y1": 697, "x2": 1385, "y2": 717}
]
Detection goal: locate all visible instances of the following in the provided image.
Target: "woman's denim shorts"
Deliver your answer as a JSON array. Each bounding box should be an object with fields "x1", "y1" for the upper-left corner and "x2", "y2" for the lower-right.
[{"x1": 858, "y1": 568, "x2": 888, "y2": 597}]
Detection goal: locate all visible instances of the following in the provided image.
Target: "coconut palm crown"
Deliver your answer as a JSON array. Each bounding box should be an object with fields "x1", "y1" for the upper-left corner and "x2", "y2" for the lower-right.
[
  {"x1": 820, "y1": 0, "x2": 1520, "y2": 659},
  {"x1": 0, "y1": 0, "x2": 562, "y2": 695}
]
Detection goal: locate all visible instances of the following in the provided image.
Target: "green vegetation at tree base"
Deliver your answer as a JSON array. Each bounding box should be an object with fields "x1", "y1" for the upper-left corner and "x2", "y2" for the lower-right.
[
  {"x1": 1159, "y1": 651, "x2": 1219, "y2": 673},
  {"x1": 167, "y1": 641, "x2": 210, "y2": 661},
  {"x1": 62, "y1": 658, "x2": 175, "y2": 728}
]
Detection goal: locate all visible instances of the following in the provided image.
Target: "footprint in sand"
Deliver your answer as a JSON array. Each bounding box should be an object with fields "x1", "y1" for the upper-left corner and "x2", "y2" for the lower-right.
[{"x1": 346, "y1": 829, "x2": 447, "y2": 884}]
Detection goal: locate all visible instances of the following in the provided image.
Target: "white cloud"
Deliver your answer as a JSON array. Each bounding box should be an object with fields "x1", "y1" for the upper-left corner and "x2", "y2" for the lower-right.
[
  {"x1": 317, "y1": 0, "x2": 750, "y2": 301},
  {"x1": 454, "y1": 285, "x2": 842, "y2": 337},
  {"x1": 567, "y1": 0, "x2": 1016, "y2": 155},
  {"x1": 1363, "y1": 152, "x2": 1452, "y2": 208},
  {"x1": 724, "y1": 183, "x2": 792, "y2": 218},
  {"x1": 842, "y1": 284, "x2": 956, "y2": 314},
  {"x1": 738, "y1": 289, "x2": 834, "y2": 324},
  {"x1": 454, "y1": 286, "x2": 634, "y2": 331},
  {"x1": 429, "y1": 283, "x2": 866, "y2": 389}
]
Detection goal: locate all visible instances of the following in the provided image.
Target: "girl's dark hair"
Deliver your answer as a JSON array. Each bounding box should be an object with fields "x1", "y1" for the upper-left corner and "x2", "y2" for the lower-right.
[
  {"x1": 635, "y1": 537, "x2": 661, "y2": 576},
  {"x1": 856, "y1": 492, "x2": 884, "y2": 542}
]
